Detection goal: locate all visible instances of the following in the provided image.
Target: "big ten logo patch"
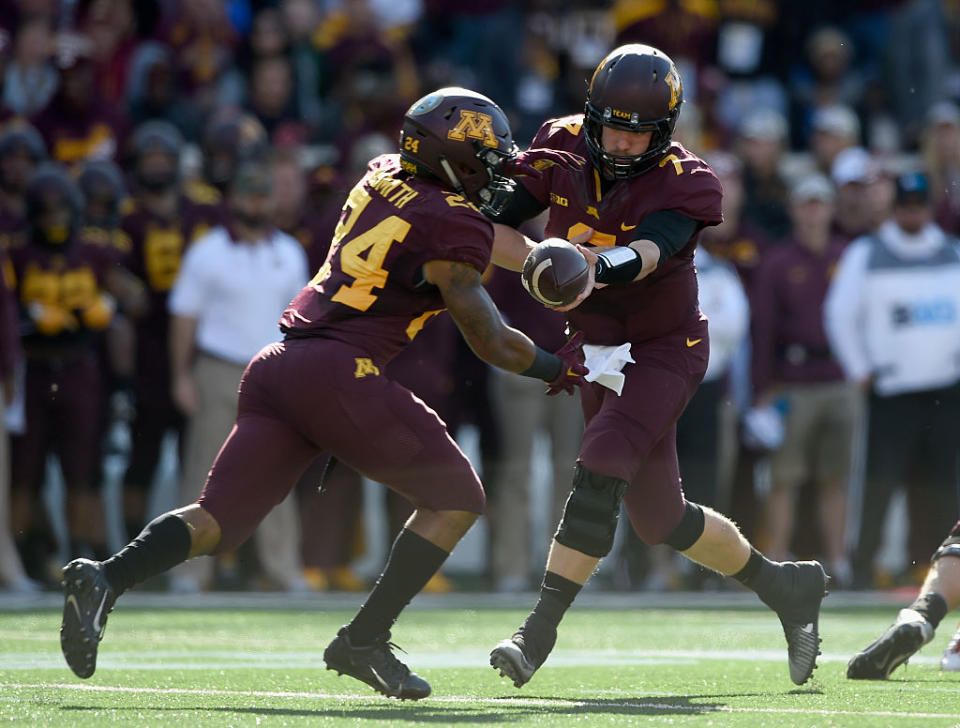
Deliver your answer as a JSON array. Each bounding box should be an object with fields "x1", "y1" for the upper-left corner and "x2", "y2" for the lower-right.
[
  {"x1": 354, "y1": 358, "x2": 381, "y2": 378},
  {"x1": 447, "y1": 111, "x2": 498, "y2": 148}
]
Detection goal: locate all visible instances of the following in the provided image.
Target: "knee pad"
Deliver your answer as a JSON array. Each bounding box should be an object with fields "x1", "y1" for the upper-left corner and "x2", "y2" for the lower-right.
[
  {"x1": 932, "y1": 535, "x2": 960, "y2": 563},
  {"x1": 663, "y1": 501, "x2": 705, "y2": 551},
  {"x1": 554, "y1": 464, "x2": 627, "y2": 558}
]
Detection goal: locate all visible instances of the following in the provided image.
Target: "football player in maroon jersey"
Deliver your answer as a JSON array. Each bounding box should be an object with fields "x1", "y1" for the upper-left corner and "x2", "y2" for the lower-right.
[
  {"x1": 118, "y1": 120, "x2": 223, "y2": 540},
  {"x1": 59, "y1": 87, "x2": 586, "y2": 699},
  {"x1": 486, "y1": 44, "x2": 829, "y2": 688}
]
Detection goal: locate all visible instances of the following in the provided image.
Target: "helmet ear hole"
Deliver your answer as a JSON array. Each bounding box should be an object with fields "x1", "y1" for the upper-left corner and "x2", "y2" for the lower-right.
[{"x1": 399, "y1": 87, "x2": 515, "y2": 205}]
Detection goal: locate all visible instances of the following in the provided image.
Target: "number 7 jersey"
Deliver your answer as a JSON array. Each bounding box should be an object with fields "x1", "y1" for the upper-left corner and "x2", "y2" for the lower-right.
[{"x1": 280, "y1": 154, "x2": 493, "y2": 365}]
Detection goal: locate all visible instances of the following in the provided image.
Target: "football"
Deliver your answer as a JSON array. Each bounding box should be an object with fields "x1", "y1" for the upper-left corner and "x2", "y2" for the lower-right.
[{"x1": 521, "y1": 238, "x2": 590, "y2": 307}]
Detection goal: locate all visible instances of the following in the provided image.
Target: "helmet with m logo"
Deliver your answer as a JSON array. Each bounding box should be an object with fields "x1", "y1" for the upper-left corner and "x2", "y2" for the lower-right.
[
  {"x1": 399, "y1": 87, "x2": 518, "y2": 207},
  {"x1": 584, "y1": 44, "x2": 684, "y2": 179}
]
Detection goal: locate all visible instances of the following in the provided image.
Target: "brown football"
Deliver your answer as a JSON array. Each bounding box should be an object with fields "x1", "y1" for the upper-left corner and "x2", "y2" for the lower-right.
[{"x1": 521, "y1": 238, "x2": 590, "y2": 307}]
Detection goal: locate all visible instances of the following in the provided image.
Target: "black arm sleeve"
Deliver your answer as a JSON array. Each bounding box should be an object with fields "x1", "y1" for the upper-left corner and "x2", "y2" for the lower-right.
[
  {"x1": 482, "y1": 182, "x2": 548, "y2": 227},
  {"x1": 631, "y1": 210, "x2": 701, "y2": 265}
]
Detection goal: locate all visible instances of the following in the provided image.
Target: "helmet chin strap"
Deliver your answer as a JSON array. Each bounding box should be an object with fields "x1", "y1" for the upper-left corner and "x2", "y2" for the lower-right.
[{"x1": 439, "y1": 157, "x2": 467, "y2": 197}]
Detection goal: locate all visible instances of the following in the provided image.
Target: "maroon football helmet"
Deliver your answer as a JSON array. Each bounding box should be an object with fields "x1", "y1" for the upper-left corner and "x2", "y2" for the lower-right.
[
  {"x1": 25, "y1": 163, "x2": 83, "y2": 246},
  {"x1": 399, "y1": 87, "x2": 518, "y2": 207},
  {"x1": 584, "y1": 44, "x2": 684, "y2": 179}
]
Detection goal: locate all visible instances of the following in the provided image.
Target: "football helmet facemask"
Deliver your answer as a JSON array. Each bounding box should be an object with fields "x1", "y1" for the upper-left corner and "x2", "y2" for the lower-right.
[
  {"x1": 398, "y1": 87, "x2": 519, "y2": 210},
  {"x1": 77, "y1": 159, "x2": 126, "y2": 228},
  {"x1": 584, "y1": 44, "x2": 683, "y2": 179},
  {"x1": 25, "y1": 163, "x2": 83, "y2": 246}
]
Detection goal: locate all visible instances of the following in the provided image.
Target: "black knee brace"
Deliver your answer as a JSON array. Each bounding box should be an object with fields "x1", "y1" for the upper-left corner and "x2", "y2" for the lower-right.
[
  {"x1": 663, "y1": 501, "x2": 705, "y2": 551},
  {"x1": 554, "y1": 464, "x2": 627, "y2": 558}
]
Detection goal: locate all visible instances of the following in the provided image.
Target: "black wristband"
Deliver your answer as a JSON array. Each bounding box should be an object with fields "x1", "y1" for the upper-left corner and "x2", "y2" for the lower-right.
[
  {"x1": 519, "y1": 346, "x2": 562, "y2": 382},
  {"x1": 595, "y1": 245, "x2": 644, "y2": 284}
]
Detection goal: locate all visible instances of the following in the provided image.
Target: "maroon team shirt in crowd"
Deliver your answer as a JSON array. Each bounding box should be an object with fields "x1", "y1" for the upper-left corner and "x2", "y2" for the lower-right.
[
  {"x1": 518, "y1": 115, "x2": 723, "y2": 345},
  {"x1": 281, "y1": 154, "x2": 492, "y2": 366},
  {"x1": 750, "y1": 237, "x2": 848, "y2": 396}
]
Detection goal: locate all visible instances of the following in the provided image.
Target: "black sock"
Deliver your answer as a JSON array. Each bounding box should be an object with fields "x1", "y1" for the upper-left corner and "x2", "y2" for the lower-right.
[
  {"x1": 732, "y1": 547, "x2": 784, "y2": 607},
  {"x1": 347, "y1": 529, "x2": 448, "y2": 646},
  {"x1": 528, "y1": 571, "x2": 582, "y2": 629},
  {"x1": 908, "y1": 592, "x2": 948, "y2": 629},
  {"x1": 102, "y1": 514, "x2": 193, "y2": 596}
]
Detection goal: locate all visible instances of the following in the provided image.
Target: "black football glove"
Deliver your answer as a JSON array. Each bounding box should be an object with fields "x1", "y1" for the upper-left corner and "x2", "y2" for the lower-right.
[
  {"x1": 546, "y1": 331, "x2": 589, "y2": 396},
  {"x1": 500, "y1": 148, "x2": 586, "y2": 179}
]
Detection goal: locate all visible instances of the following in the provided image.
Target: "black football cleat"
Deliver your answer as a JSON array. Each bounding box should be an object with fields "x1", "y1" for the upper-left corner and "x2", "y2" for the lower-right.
[
  {"x1": 490, "y1": 614, "x2": 557, "y2": 688},
  {"x1": 771, "y1": 560, "x2": 830, "y2": 685},
  {"x1": 847, "y1": 609, "x2": 934, "y2": 680},
  {"x1": 323, "y1": 627, "x2": 430, "y2": 700},
  {"x1": 60, "y1": 559, "x2": 116, "y2": 679}
]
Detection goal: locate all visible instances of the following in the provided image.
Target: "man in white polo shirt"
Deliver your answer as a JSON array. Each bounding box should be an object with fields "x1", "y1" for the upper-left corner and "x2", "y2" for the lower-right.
[{"x1": 167, "y1": 160, "x2": 309, "y2": 592}]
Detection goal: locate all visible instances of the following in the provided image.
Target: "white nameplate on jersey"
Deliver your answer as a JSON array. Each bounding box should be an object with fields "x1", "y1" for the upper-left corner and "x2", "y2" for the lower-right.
[{"x1": 582, "y1": 343, "x2": 634, "y2": 396}]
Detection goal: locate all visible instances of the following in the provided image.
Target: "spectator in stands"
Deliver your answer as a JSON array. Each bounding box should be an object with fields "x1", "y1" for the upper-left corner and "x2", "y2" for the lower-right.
[
  {"x1": 825, "y1": 172, "x2": 960, "y2": 589},
  {"x1": 167, "y1": 160, "x2": 308, "y2": 593},
  {"x1": 246, "y1": 55, "x2": 308, "y2": 146},
  {"x1": 698, "y1": 150, "x2": 777, "y2": 293},
  {"x1": 789, "y1": 26, "x2": 864, "y2": 150},
  {"x1": 31, "y1": 53, "x2": 128, "y2": 166},
  {"x1": 160, "y1": 0, "x2": 240, "y2": 117},
  {"x1": 735, "y1": 108, "x2": 791, "y2": 240},
  {"x1": 922, "y1": 101, "x2": 960, "y2": 236},
  {"x1": 1, "y1": 16, "x2": 57, "y2": 117},
  {"x1": 83, "y1": 0, "x2": 140, "y2": 107},
  {"x1": 809, "y1": 104, "x2": 860, "y2": 178},
  {"x1": 752, "y1": 174, "x2": 859, "y2": 586},
  {"x1": 126, "y1": 43, "x2": 201, "y2": 142},
  {"x1": 888, "y1": 0, "x2": 952, "y2": 146},
  {"x1": 830, "y1": 146, "x2": 891, "y2": 245}
]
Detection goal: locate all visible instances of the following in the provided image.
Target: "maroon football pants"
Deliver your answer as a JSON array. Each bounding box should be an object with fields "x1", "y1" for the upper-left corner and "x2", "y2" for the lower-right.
[
  {"x1": 198, "y1": 339, "x2": 485, "y2": 553},
  {"x1": 577, "y1": 319, "x2": 709, "y2": 546}
]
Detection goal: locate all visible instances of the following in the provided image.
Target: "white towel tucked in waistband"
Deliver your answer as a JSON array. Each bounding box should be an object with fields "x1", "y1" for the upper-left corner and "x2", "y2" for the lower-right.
[{"x1": 582, "y1": 343, "x2": 634, "y2": 395}]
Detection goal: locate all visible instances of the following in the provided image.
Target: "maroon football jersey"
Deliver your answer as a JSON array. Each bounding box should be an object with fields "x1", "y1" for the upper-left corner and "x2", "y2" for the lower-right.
[
  {"x1": 281, "y1": 154, "x2": 493, "y2": 365},
  {"x1": 7, "y1": 235, "x2": 114, "y2": 351},
  {"x1": 521, "y1": 115, "x2": 723, "y2": 344},
  {"x1": 120, "y1": 194, "x2": 224, "y2": 324}
]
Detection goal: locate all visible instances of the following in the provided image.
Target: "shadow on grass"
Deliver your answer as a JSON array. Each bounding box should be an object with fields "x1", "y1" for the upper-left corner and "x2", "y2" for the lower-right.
[{"x1": 58, "y1": 692, "x2": 767, "y2": 722}]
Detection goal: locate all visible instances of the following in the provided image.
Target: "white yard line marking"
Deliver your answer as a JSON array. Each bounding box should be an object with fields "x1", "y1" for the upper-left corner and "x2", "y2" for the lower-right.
[
  {"x1": 2, "y1": 683, "x2": 959, "y2": 720},
  {"x1": 0, "y1": 648, "x2": 947, "y2": 670}
]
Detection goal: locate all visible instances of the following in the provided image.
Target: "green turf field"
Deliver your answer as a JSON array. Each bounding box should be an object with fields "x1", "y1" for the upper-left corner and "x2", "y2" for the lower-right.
[{"x1": 1, "y1": 598, "x2": 958, "y2": 727}]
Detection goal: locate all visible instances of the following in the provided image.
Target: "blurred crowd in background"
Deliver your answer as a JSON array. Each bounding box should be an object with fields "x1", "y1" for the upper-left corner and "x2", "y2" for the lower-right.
[{"x1": 1, "y1": 0, "x2": 959, "y2": 597}]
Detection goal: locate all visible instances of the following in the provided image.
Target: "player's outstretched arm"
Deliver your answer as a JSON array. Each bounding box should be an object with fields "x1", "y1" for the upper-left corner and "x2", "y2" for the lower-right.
[
  {"x1": 425, "y1": 258, "x2": 538, "y2": 372},
  {"x1": 423, "y1": 259, "x2": 587, "y2": 394},
  {"x1": 490, "y1": 223, "x2": 536, "y2": 272}
]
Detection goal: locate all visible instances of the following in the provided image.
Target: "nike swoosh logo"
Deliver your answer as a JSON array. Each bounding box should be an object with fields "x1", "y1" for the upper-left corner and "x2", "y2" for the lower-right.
[
  {"x1": 66, "y1": 594, "x2": 82, "y2": 623},
  {"x1": 92, "y1": 591, "x2": 109, "y2": 636},
  {"x1": 620, "y1": 222, "x2": 637, "y2": 231},
  {"x1": 800, "y1": 623, "x2": 814, "y2": 634},
  {"x1": 686, "y1": 337, "x2": 702, "y2": 347}
]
